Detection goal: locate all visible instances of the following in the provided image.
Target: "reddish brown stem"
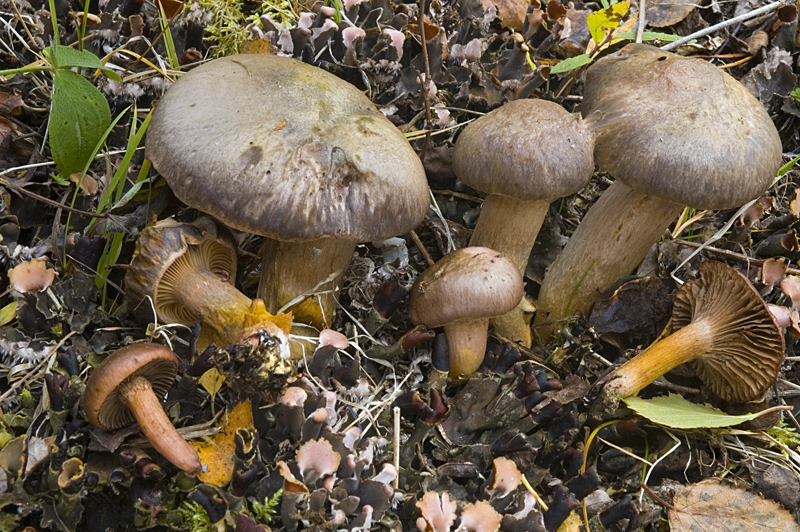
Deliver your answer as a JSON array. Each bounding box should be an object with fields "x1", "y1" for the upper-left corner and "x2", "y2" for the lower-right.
[{"x1": 119, "y1": 376, "x2": 202, "y2": 474}]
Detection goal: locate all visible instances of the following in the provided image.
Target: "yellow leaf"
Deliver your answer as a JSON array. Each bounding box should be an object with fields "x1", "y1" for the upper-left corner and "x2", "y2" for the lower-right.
[
  {"x1": 0, "y1": 301, "x2": 17, "y2": 326},
  {"x1": 193, "y1": 399, "x2": 254, "y2": 486},
  {"x1": 587, "y1": 1, "x2": 630, "y2": 44},
  {"x1": 199, "y1": 367, "x2": 225, "y2": 401},
  {"x1": 556, "y1": 510, "x2": 582, "y2": 532}
]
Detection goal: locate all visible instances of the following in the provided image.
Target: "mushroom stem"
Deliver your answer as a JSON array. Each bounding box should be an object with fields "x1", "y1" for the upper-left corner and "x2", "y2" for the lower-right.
[
  {"x1": 258, "y1": 238, "x2": 356, "y2": 330},
  {"x1": 600, "y1": 318, "x2": 714, "y2": 399},
  {"x1": 444, "y1": 319, "x2": 490, "y2": 378},
  {"x1": 534, "y1": 181, "x2": 683, "y2": 342},
  {"x1": 469, "y1": 194, "x2": 549, "y2": 347},
  {"x1": 470, "y1": 195, "x2": 549, "y2": 272},
  {"x1": 169, "y1": 265, "x2": 262, "y2": 345},
  {"x1": 118, "y1": 376, "x2": 202, "y2": 474}
]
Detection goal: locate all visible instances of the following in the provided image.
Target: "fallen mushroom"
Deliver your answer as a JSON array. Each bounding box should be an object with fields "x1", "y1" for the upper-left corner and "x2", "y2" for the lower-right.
[
  {"x1": 453, "y1": 99, "x2": 595, "y2": 346},
  {"x1": 534, "y1": 44, "x2": 782, "y2": 342},
  {"x1": 125, "y1": 217, "x2": 291, "y2": 351},
  {"x1": 145, "y1": 53, "x2": 429, "y2": 342},
  {"x1": 83, "y1": 343, "x2": 203, "y2": 474},
  {"x1": 409, "y1": 247, "x2": 524, "y2": 377},
  {"x1": 599, "y1": 261, "x2": 785, "y2": 404}
]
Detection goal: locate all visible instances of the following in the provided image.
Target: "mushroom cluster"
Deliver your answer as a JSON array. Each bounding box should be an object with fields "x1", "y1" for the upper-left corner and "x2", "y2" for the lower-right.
[
  {"x1": 453, "y1": 99, "x2": 595, "y2": 346},
  {"x1": 145, "y1": 53, "x2": 429, "y2": 342},
  {"x1": 534, "y1": 43, "x2": 782, "y2": 341}
]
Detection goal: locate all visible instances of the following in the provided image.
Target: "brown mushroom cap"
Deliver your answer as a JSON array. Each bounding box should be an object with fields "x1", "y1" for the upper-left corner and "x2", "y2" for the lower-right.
[
  {"x1": 453, "y1": 99, "x2": 595, "y2": 201},
  {"x1": 84, "y1": 343, "x2": 179, "y2": 430},
  {"x1": 409, "y1": 247, "x2": 524, "y2": 328},
  {"x1": 146, "y1": 54, "x2": 429, "y2": 243},
  {"x1": 673, "y1": 261, "x2": 784, "y2": 402},
  {"x1": 125, "y1": 217, "x2": 238, "y2": 325},
  {"x1": 582, "y1": 43, "x2": 782, "y2": 210}
]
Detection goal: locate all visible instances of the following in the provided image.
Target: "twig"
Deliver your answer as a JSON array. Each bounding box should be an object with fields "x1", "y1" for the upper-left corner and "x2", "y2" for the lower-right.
[
  {"x1": 717, "y1": 55, "x2": 755, "y2": 69},
  {"x1": 673, "y1": 239, "x2": 800, "y2": 276},
  {"x1": 409, "y1": 229, "x2": 434, "y2": 267},
  {"x1": 393, "y1": 406, "x2": 400, "y2": 490},
  {"x1": 417, "y1": 0, "x2": 433, "y2": 161},
  {"x1": 636, "y1": 0, "x2": 646, "y2": 43},
  {"x1": 0, "y1": 177, "x2": 108, "y2": 218},
  {"x1": 639, "y1": 482, "x2": 678, "y2": 510},
  {"x1": 660, "y1": 0, "x2": 792, "y2": 51}
]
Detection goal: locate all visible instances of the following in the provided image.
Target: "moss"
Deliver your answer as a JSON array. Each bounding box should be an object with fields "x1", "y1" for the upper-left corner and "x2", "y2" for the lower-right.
[
  {"x1": 251, "y1": 488, "x2": 282, "y2": 524},
  {"x1": 197, "y1": 0, "x2": 299, "y2": 57}
]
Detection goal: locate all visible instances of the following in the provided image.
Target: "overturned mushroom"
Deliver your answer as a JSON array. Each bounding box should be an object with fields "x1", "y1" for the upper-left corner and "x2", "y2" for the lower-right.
[
  {"x1": 83, "y1": 343, "x2": 202, "y2": 473},
  {"x1": 600, "y1": 261, "x2": 785, "y2": 403},
  {"x1": 125, "y1": 217, "x2": 291, "y2": 351}
]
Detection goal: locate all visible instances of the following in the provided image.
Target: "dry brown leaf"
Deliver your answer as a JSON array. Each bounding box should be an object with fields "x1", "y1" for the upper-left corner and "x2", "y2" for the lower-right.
[
  {"x1": 0, "y1": 92, "x2": 24, "y2": 115},
  {"x1": 669, "y1": 479, "x2": 800, "y2": 532}
]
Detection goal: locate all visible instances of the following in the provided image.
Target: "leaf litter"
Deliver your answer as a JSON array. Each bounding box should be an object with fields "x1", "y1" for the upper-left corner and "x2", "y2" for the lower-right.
[{"x1": 2, "y1": 0, "x2": 800, "y2": 528}]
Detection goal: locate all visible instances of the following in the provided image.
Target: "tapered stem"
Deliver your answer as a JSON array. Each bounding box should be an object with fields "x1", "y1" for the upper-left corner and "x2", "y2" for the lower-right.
[
  {"x1": 601, "y1": 318, "x2": 714, "y2": 398},
  {"x1": 119, "y1": 376, "x2": 202, "y2": 474},
  {"x1": 258, "y1": 238, "x2": 356, "y2": 330},
  {"x1": 469, "y1": 194, "x2": 549, "y2": 346},
  {"x1": 171, "y1": 267, "x2": 279, "y2": 347},
  {"x1": 534, "y1": 181, "x2": 683, "y2": 343},
  {"x1": 444, "y1": 319, "x2": 490, "y2": 378}
]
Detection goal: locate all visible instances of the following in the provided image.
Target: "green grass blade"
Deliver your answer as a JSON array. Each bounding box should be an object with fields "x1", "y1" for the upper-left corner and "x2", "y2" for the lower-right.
[{"x1": 159, "y1": 2, "x2": 180, "y2": 69}]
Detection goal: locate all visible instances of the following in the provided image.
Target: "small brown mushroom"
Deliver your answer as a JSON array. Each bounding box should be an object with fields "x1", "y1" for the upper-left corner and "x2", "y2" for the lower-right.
[
  {"x1": 409, "y1": 247, "x2": 524, "y2": 377},
  {"x1": 600, "y1": 261, "x2": 785, "y2": 403},
  {"x1": 453, "y1": 99, "x2": 595, "y2": 346},
  {"x1": 83, "y1": 343, "x2": 202, "y2": 474},
  {"x1": 535, "y1": 44, "x2": 782, "y2": 342},
  {"x1": 125, "y1": 217, "x2": 291, "y2": 351}
]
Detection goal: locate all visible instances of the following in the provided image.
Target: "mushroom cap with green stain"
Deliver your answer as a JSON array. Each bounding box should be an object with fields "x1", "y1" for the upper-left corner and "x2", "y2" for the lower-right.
[
  {"x1": 452, "y1": 99, "x2": 595, "y2": 201},
  {"x1": 146, "y1": 54, "x2": 429, "y2": 243},
  {"x1": 83, "y1": 343, "x2": 179, "y2": 430},
  {"x1": 581, "y1": 43, "x2": 782, "y2": 210},
  {"x1": 673, "y1": 261, "x2": 784, "y2": 402},
  {"x1": 409, "y1": 247, "x2": 524, "y2": 328},
  {"x1": 125, "y1": 217, "x2": 238, "y2": 325}
]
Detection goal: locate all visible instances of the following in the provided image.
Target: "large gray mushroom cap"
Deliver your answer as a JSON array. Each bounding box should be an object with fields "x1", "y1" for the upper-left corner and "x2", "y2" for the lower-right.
[
  {"x1": 582, "y1": 43, "x2": 782, "y2": 210},
  {"x1": 452, "y1": 99, "x2": 595, "y2": 200},
  {"x1": 146, "y1": 54, "x2": 429, "y2": 242}
]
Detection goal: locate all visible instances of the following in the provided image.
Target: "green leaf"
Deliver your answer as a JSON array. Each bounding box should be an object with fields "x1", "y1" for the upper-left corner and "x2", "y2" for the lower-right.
[
  {"x1": 46, "y1": 45, "x2": 121, "y2": 81},
  {"x1": 586, "y1": 1, "x2": 630, "y2": 44},
  {"x1": 49, "y1": 69, "x2": 111, "y2": 176},
  {"x1": 614, "y1": 31, "x2": 684, "y2": 42},
  {"x1": 622, "y1": 394, "x2": 781, "y2": 429},
  {"x1": 550, "y1": 54, "x2": 594, "y2": 74},
  {"x1": 0, "y1": 301, "x2": 16, "y2": 326}
]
